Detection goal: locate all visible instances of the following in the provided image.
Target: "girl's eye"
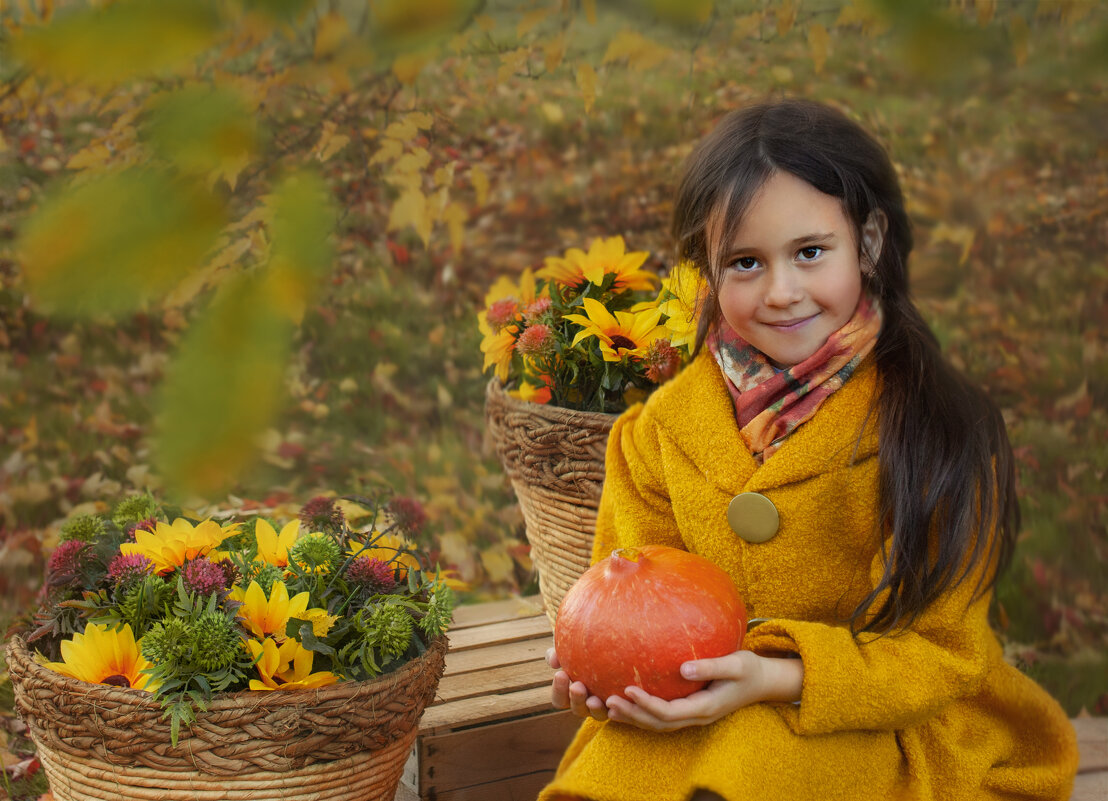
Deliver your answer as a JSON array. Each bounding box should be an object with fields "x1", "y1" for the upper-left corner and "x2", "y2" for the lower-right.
[
  {"x1": 797, "y1": 246, "x2": 823, "y2": 261},
  {"x1": 730, "y1": 256, "x2": 759, "y2": 272}
]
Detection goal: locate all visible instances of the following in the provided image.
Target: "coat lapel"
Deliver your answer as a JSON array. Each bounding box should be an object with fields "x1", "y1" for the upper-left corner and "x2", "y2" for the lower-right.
[{"x1": 652, "y1": 352, "x2": 880, "y2": 496}]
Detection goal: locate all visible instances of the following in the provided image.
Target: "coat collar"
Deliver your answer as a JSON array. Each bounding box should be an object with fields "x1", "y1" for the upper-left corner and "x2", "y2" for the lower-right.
[{"x1": 648, "y1": 351, "x2": 880, "y2": 495}]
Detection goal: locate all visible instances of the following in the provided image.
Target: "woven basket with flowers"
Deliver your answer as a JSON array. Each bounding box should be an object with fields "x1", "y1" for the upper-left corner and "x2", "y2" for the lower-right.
[
  {"x1": 479, "y1": 236, "x2": 703, "y2": 623},
  {"x1": 6, "y1": 492, "x2": 458, "y2": 801}
]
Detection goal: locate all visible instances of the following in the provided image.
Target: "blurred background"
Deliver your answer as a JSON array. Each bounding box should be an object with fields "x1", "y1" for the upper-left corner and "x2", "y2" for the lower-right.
[{"x1": 0, "y1": 2, "x2": 1105, "y2": 786}]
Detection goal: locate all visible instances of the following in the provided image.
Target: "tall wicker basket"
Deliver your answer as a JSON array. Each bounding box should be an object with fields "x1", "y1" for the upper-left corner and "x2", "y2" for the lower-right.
[
  {"x1": 485, "y1": 379, "x2": 617, "y2": 626},
  {"x1": 5, "y1": 634, "x2": 447, "y2": 801}
]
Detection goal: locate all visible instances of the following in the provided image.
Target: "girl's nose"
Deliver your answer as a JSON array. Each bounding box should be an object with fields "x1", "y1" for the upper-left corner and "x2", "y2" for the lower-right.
[{"x1": 763, "y1": 264, "x2": 803, "y2": 307}]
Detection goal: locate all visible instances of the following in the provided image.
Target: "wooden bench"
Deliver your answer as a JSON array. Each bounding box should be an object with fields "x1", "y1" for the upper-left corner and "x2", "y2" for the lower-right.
[{"x1": 394, "y1": 597, "x2": 1107, "y2": 801}]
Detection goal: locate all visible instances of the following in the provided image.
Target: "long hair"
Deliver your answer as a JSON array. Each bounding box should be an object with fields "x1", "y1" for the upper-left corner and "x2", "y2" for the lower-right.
[{"x1": 671, "y1": 99, "x2": 1018, "y2": 634}]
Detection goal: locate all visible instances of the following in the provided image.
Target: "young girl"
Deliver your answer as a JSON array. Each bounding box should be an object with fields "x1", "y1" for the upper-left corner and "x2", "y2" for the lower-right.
[{"x1": 541, "y1": 99, "x2": 1079, "y2": 801}]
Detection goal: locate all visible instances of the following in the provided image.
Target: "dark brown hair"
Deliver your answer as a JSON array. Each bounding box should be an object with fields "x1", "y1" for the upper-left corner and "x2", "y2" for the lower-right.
[{"x1": 672, "y1": 98, "x2": 1017, "y2": 634}]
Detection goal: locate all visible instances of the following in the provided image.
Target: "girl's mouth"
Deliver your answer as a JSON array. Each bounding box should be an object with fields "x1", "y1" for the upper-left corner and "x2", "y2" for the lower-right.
[{"x1": 764, "y1": 314, "x2": 816, "y2": 331}]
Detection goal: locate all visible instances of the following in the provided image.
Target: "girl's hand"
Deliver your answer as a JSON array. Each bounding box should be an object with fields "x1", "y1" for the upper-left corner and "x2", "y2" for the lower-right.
[
  {"x1": 603, "y1": 650, "x2": 804, "y2": 732},
  {"x1": 547, "y1": 648, "x2": 610, "y2": 722}
]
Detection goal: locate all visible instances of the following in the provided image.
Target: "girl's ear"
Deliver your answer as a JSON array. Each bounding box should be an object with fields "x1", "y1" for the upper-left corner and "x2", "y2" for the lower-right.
[{"x1": 861, "y1": 210, "x2": 888, "y2": 274}]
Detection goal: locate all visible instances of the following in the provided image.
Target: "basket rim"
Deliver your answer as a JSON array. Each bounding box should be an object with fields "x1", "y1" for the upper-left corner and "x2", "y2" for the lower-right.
[
  {"x1": 5, "y1": 631, "x2": 448, "y2": 714},
  {"x1": 485, "y1": 376, "x2": 619, "y2": 426}
]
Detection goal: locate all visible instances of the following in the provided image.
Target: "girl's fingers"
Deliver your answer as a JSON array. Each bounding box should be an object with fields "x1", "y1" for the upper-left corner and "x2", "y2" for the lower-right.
[
  {"x1": 545, "y1": 648, "x2": 561, "y2": 669},
  {"x1": 551, "y1": 669, "x2": 571, "y2": 709},
  {"x1": 680, "y1": 651, "x2": 746, "y2": 682}
]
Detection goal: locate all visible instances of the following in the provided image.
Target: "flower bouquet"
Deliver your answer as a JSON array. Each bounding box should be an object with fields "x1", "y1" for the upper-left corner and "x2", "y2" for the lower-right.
[
  {"x1": 478, "y1": 236, "x2": 703, "y2": 623},
  {"x1": 6, "y1": 492, "x2": 457, "y2": 801}
]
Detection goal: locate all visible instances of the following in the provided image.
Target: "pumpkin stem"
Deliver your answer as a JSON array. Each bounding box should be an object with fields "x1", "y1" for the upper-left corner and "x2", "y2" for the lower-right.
[{"x1": 608, "y1": 547, "x2": 643, "y2": 573}]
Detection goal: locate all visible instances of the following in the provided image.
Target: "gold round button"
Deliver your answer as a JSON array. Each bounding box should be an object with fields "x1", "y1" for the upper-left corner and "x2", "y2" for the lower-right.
[{"x1": 727, "y1": 492, "x2": 779, "y2": 543}]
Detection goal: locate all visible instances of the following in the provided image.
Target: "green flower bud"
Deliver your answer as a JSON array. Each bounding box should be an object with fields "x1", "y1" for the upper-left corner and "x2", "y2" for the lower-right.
[
  {"x1": 112, "y1": 494, "x2": 159, "y2": 529},
  {"x1": 250, "y1": 563, "x2": 284, "y2": 596},
  {"x1": 141, "y1": 617, "x2": 192, "y2": 667},
  {"x1": 289, "y1": 532, "x2": 341, "y2": 575},
  {"x1": 192, "y1": 611, "x2": 243, "y2": 672},
  {"x1": 60, "y1": 514, "x2": 106, "y2": 543},
  {"x1": 365, "y1": 601, "x2": 413, "y2": 660}
]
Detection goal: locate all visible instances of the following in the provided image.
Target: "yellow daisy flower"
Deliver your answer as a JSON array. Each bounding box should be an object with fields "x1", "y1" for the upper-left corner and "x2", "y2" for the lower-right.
[
  {"x1": 40, "y1": 623, "x2": 156, "y2": 691},
  {"x1": 538, "y1": 236, "x2": 656, "y2": 292},
  {"x1": 234, "y1": 580, "x2": 311, "y2": 641},
  {"x1": 658, "y1": 260, "x2": 705, "y2": 353},
  {"x1": 254, "y1": 518, "x2": 299, "y2": 568},
  {"x1": 247, "y1": 637, "x2": 338, "y2": 691},
  {"x1": 477, "y1": 269, "x2": 544, "y2": 382},
  {"x1": 120, "y1": 518, "x2": 238, "y2": 575},
  {"x1": 564, "y1": 297, "x2": 667, "y2": 362}
]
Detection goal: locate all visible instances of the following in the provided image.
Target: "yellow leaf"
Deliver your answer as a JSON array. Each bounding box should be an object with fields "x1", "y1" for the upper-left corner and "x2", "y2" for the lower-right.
[
  {"x1": 576, "y1": 62, "x2": 598, "y2": 114},
  {"x1": 771, "y1": 65, "x2": 792, "y2": 83},
  {"x1": 930, "y1": 222, "x2": 975, "y2": 264},
  {"x1": 443, "y1": 201, "x2": 466, "y2": 254},
  {"x1": 393, "y1": 49, "x2": 436, "y2": 85},
  {"x1": 498, "y1": 47, "x2": 529, "y2": 83},
  {"x1": 11, "y1": 0, "x2": 220, "y2": 87},
  {"x1": 541, "y1": 102, "x2": 565, "y2": 123},
  {"x1": 776, "y1": 0, "x2": 796, "y2": 37},
  {"x1": 66, "y1": 143, "x2": 113, "y2": 171},
  {"x1": 807, "y1": 23, "x2": 830, "y2": 74},
  {"x1": 1009, "y1": 14, "x2": 1029, "y2": 67},
  {"x1": 383, "y1": 118, "x2": 420, "y2": 143},
  {"x1": 602, "y1": 30, "x2": 670, "y2": 71},
  {"x1": 470, "y1": 165, "x2": 489, "y2": 206},
  {"x1": 976, "y1": 0, "x2": 996, "y2": 27},
  {"x1": 313, "y1": 11, "x2": 350, "y2": 59},
  {"x1": 393, "y1": 148, "x2": 432, "y2": 176},
  {"x1": 543, "y1": 30, "x2": 567, "y2": 73},
  {"x1": 517, "y1": 8, "x2": 551, "y2": 38},
  {"x1": 388, "y1": 188, "x2": 432, "y2": 246},
  {"x1": 314, "y1": 121, "x2": 350, "y2": 162},
  {"x1": 582, "y1": 0, "x2": 597, "y2": 24},
  {"x1": 480, "y1": 545, "x2": 515, "y2": 584},
  {"x1": 434, "y1": 162, "x2": 456, "y2": 187},
  {"x1": 405, "y1": 111, "x2": 434, "y2": 131},
  {"x1": 732, "y1": 12, "x2": 762, "y2": 41},
  {"x1": 163, "y1": 237, "x2": 251, "y2": 309},
  {"x1": 20, "y1": 168, "x2": 226, "y2": 317}
]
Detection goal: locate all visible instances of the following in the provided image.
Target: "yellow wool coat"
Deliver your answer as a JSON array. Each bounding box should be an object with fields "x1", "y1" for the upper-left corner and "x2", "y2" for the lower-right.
[{"x1": 539, "y1": 352, "x2": 1078, "y2": 801}]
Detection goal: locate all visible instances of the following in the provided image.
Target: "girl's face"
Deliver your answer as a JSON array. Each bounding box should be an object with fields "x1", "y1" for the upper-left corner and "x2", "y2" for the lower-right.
[{"x1": 716, "y1": 170, "x2": 865, "y2": 369}]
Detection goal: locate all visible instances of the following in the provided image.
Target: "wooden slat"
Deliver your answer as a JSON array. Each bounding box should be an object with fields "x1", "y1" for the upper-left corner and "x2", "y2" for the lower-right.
[
  {"x1": 429, "y1": 770, "x2": 560, "y2": 801},
  {"x1": 446, "y1": 615, "x2": 552, "y2": 652},
  {"x1": 1074, "y1": 716, "x2": 1108, "y2": 774},
  {"x1": 1071, "y1": 770, "x2": 1107, "y2": 801},
  {"x1": 433, "y1": 656, "x2": 553, "y2": 704},
  {"x1": 443, "y1": 634, "x2": 553, "y2": 677},
  {"x1": 413, "y1": 710, "x2": 578, "y2": 794},
  {"x1": 419, "y1": 685, "x2": 556, "y2": 735},
  {"x1": 450, "y1": 596, "x2": 545, "y2": 630}
]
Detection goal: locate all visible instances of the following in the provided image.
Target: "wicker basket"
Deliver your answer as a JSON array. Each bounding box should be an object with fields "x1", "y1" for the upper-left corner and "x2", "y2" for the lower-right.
[
  {"x1": 5, "y1": 633, "x2": 447, "y2": 801},
  {"x1": 485, "y1": 378, "x2": 616, "y2": 625}
]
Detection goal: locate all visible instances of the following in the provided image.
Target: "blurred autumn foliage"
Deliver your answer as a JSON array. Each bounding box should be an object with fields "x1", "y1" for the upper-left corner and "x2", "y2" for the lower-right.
[{"x1": 0, "y1": 0, "x2": 1106, "y2": 791}]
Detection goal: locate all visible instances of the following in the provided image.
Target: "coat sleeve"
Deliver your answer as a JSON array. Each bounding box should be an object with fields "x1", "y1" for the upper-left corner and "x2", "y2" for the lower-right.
[
  {"x1": 591, "y1": 402, "x2": 686, "y2": 564},
  {"x1": 742, "y1": 538, "x2": 997, "y2": 735}
]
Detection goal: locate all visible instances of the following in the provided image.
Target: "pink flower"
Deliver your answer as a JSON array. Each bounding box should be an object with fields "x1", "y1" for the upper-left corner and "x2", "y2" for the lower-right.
[
  {"x1": 299, "y1": 496, "x2": 345, "y2": 534},
  {"x1": 523, "y1": 297, "x2": 552, "y2": 323},
  {"x1": 485, "y1": 298, "x2": 520, "y2": 332},
  {"x1": 124, "y1": 517, "x2": 158, "y2": 543},
  {"x1": 107, "y1": 552, "x2": 155, "y2": 588},
  {"x1": 346, "y1": 557, "x2": 397, "y2": 596},
  {"x1": 644, "y1": 339, "x2": 681, "y2": 384},
  {"x1": 181, "y1": 557, "x2": 228, "y2": 598},
  {"x1": 387, "y1": 496, "x2": 427, "y2": 538},
  {"x1": 515, "y1": 324, "x2": 553, "y2": 356},
  {"x1": 48, "y1": 540, "x2": 89, "y2": 587}
]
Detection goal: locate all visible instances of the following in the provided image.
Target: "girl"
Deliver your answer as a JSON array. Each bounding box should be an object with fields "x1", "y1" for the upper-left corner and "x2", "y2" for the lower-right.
[{"x1": 541, "y1": 99, "x2": 1079, "y2": 801}]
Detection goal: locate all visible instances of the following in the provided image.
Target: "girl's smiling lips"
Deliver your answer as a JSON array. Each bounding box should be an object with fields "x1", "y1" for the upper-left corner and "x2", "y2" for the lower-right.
[{"x1": 763, "y1": 314, "x2": 818, "y2": 330}]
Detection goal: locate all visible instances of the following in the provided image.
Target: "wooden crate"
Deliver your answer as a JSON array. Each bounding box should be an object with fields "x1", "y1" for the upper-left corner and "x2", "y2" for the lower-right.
[{"x1": 399, "y1": 597, "x2": 580, "y2": 801}]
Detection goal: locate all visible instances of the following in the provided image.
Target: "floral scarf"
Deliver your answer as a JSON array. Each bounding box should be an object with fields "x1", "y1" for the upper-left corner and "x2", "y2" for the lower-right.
[{"x1": 708, "y1": 295, "x2": 882, "y2": 463}]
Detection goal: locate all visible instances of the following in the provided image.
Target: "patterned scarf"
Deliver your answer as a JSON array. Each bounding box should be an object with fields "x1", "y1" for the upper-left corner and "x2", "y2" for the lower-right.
[{"x1": 708, "y1": 295, "x2": 882, "y2": 463}]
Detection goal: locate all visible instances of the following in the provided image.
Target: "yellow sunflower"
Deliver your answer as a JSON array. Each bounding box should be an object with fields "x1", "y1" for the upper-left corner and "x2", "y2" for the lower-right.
[
  {"x1": 564, "y1": 298, "x2": 667, "y2": 362},
  {"x1": 657, "y1": 260, "x2": 705, "y2": 353},
  {"x1": 477, "y1": 269, "x2": 543, "y2": 382},
  {"x1": 233, "y1": 580, "x2": 313, "y2": 641},
  {"x1": 538, "y1": 236, "x2": 656, "y2": 292},
  {"x1": 120, "y1": 518, "x2": 238, "y2": 575},
  {"x1": 40, "y1": 623, "x2": 156, "y2": 691},
  {"x1": 254, "y1": 518, "x2": 299, "y2": 568},
  {"x1": 247, "y1": 637, "x2": 338, "y2": 691}
]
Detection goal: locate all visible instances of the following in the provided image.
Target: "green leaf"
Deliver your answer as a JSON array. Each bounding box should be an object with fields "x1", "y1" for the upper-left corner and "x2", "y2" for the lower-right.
[
  {"x1": 264, "y1": 170, "x2": 337, "y2": 324},
  {"x1": 11, "y1": 0, "x2": 221, "y2": 87},
  {"x1": 297, "y1": 621, "x2": 336, "y2": 656},
  {"x1": 19, "y1": 169, "x2": 225, "y2": 318},
  {"x1": 154, "y1": 272, "x2": 295, "y2": 497}
]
